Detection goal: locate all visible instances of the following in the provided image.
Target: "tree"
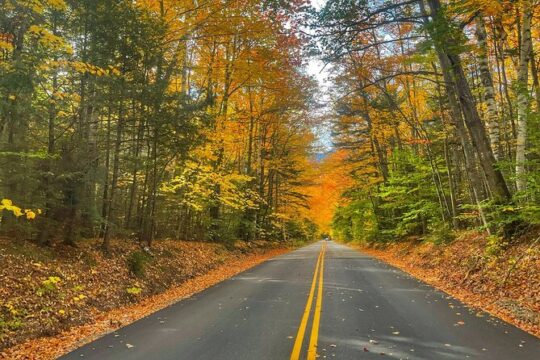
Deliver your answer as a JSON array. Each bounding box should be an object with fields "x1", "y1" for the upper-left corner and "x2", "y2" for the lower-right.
[
  {"x1": 0, "y1": 0, "x2": 319, "y2": 247},
  {"x1": 312, "y1": 0, "x2": 540, "y2": 241}
]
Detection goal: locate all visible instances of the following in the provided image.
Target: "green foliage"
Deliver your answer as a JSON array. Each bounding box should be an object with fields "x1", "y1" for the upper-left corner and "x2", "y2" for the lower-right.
[
  {"x1": 0, "y1": 316, "x2": 23, "y2": 332},
  {"x1": 72, "y1": 285, "x2": 84, "y2": 292},
  {"x1": 5, "y1": 241, "x2": 54, "y2": 262},
  {"x1": 332, "y1": 197, "x2": 381, "y2": 243},
  {"x1": 0, "y1": 0, "x2": 316, "y2": 247},
  {"x1": 284, "y1": 218, "x2": 318, "y2": 242},
  {"x1": 0, "y1": 302, "x2": 25, "y2": 334},
  {"x1": 36, "y1": 276, "x2": 61, "y2": 296},
  {"x1": 260, "y1": 213, "x2": 319, "y2": 243},
  {"x1": 126, "y1": 286, "x2": 143, "y2": 295},
  {"x1": 208, "y1": 217, "x2": 241, "y2": 248},
  {"x1": 483, "y1": 202, "x2": 532, "y2": 240},
  {"x1": 319, "y1": 0, "x2": 540, "y2": 245},
  {"x1": 485, "y1": 235, "x2": 508, "y2": 257},
  {"x1": 422, "y1": 3, "x2": 470, "y2": 56},
  {"x1": 518, "y1": 111, "x2": 540, "y2": 225},
  {"x1": 425, "y1": 222, "x2": 455, "y2": 245},
  {"x1": 127, "y1": 251, "x2": 152, "y2": 277},
  {"x1": 333, "y1": 149, "x2": 447, "y2": 243}
]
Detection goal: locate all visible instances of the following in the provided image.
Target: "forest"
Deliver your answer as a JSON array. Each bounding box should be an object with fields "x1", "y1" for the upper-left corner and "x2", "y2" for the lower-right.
[
  {"x1": 321, "y1": 0, "x2": 540, "y2": 245},
  {"x1": 2, "y1": 0, "x2": 539, "y2": 247},
  {"x1": 0, "y1": 0, "x2": 319, "y2": 249},
  {"x1": 1, "y1": 0, "x2": 540, "y2": 356}
]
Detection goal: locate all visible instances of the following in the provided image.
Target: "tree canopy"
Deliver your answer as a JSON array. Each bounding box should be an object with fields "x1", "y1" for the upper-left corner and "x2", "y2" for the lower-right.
[{"x1": 1, "y1": 0, "x2": 540, "y2": 248}]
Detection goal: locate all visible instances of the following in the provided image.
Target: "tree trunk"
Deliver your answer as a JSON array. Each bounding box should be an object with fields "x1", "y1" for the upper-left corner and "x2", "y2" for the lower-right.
[
  {"x1": 102, "y1": 97, "x2": 125, "y2": 251},
  {"x1": 99, "y1": 107, "x2": 112, "y2": 239},
  {"x1": 515, "y1": 0, "x2": 533, "y2": 193},
  {"x1": 424, "y1": 0, "x2": 511, "y2": 203},
  {"x1": 433, "y1": 61, "x2": 490, "y2": 230},
  {"x1": 475, "y1": 16, "x2": 500, "y2": 160}
]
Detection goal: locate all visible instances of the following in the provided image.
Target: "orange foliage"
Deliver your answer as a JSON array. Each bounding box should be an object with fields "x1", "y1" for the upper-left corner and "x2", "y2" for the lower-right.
[{"x1": 304, "y1": 150, "x2": 353, "y2": 233}]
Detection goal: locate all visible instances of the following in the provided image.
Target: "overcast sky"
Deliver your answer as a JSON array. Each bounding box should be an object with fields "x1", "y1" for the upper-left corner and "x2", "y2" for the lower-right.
[
  {"x1": 306, "y1": 0, "x2": 333, "y2": 153},
  {"x1": 306, "y1": 0, "x2": 329, "y2": 93}
]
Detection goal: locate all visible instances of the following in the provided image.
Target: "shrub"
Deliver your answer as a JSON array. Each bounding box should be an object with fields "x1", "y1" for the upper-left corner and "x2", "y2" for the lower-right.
[
  {"x1": 127, "y1": 251, "x2": 151, "y2": 277},
  {"x1": 485, "y1": 235, "x2": 508, "y2": 257},
  {"x1": 36, "y1": 276, "x2": 61, "y2": 296},
  {"x1": 126, "y1": 286, "x2": 142, "y2": 295},
  {"x1": 426, "y1": 222, "x2": 455, "y2": 245}
]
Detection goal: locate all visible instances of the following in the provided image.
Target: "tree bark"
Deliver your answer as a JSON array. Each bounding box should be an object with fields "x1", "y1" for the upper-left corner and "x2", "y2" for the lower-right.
[
  {"x1": 515, "y1": 0, "x2": 533, "y2": 193},
  {"x1": 102, "y1": 96, "x2": 125, "y2": 251},
  {"x1": 475, "y1": 16, "x2": 500, "y2": 160},
  {"x1": 424, "y1": 0, "x2": 511, "y2": 202}
]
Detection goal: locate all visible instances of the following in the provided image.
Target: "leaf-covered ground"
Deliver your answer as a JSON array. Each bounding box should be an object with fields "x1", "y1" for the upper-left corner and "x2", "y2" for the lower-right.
[
  {"x1": 0, "y1": 238, "x2": 287, "y2": 358},
  {"x1": 358, "y1": 231, "x2": 540, "y2": 338}
]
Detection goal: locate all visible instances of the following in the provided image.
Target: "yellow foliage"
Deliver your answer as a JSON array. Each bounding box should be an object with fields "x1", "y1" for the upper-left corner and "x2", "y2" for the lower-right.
[
  {"x1": 28, "y1": 25, "x2": 72, "y2": 53},
  {"x1": 25, "y1": 210, "x2": 37, "y2": 220},
  {"x1": 1, "y1": 199, "x2": 39, "y2": 220},
  {"x1": 73, "y1": 294, "x2": 86, "y2": 302},
  {"x1": 46, "y1": 0, "x2": 67, "y2": 11},
  {"x1": 304, "y1": 151, "x2": 354, "y2": 232},
  {"x1": 463, "y1": 0, "x2": 503, "y2": 16},
  {"x1": 0, "y1": 40, "x2": 14, "y2": 51},
  {"x1": 17, "y1": 0, "x2": 66, "y2": 13}
]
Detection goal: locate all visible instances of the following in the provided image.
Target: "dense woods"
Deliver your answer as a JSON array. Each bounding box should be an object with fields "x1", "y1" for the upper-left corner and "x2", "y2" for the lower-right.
[
  {"x1": 3, "y1": 0, "x2": 540, "y2": 247},
  {"x1": 0, "y1": 0, "x2": 318, "y2": 249},
  {"x1": 315, "y1": 0, "x2": 540, "y2": 244},
  {"x1": 2, "y1": 0, "x2": 540, "y2": 249}
]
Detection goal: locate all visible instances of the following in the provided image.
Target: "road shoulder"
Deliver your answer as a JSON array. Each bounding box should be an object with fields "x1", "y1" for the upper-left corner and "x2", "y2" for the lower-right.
[
  {"x1": 1, "y1": 244, "x2": 288, "y2": 360},
  {"x1": 347, "y1": 237, "x2": 539, "y2": 339}
]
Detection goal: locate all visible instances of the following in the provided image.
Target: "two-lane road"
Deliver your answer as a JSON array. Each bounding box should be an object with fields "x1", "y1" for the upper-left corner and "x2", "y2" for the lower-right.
[{"x1": 62, "y1": 241, "x2": 540, "y2": 359}]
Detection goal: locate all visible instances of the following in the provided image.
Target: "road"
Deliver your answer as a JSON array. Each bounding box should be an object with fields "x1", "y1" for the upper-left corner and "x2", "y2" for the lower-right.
[{"x1": 61, "y1": 241, "x2": 540, "y2": 359}]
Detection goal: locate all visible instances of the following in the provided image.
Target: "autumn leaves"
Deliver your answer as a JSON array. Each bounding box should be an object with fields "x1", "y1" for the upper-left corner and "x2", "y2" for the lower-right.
[
  {"x1": 0, "y1": 199, "x2": 39, "y2": 220},
  {"x1": 314, "y1": 0, "x2": 540, "y2": 242},
  {"x1": 0, "y1": 0, "x2": 318, "y2": 246}
]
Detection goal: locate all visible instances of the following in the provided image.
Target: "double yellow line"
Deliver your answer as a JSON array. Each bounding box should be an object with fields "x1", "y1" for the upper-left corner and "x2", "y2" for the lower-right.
[{"x1": 290, "y1": 242, "x2": 326, "y2": 360}]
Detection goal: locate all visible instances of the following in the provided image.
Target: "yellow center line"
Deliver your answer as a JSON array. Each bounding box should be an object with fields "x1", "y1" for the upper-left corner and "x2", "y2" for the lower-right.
[
  {"x1": 307, "y1": 242, "x2": 325, "y2": 360},
  {"x1": 290, "y1": 242, "x2": 326, "y2": 360}
]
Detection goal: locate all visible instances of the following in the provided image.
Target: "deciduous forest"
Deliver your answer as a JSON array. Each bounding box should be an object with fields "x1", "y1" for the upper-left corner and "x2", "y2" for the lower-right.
[
  {"x1": 320, "y1": 0, "x2": 540, "y2": 245},
  {"x1": 1, "y1": 0, "x2": 539, "y2": 357},
  {"x1": 1, "y1": 0, "x2": 318, "y2": 248}
]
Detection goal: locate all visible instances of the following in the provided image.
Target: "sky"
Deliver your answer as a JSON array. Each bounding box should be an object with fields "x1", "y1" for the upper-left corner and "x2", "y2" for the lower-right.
[
  {"x1": 306, "y1": 0, "x2": 333, "y2": 153},
  {"x1": 306, "y1": 0, "x2": 332, "y2": 152},
  {"x1": 306, "y1": 0, "x2": 330, "y2": 94},
  {"x1": 306, "y1": 60, "x2": 333, "y2": 152}
]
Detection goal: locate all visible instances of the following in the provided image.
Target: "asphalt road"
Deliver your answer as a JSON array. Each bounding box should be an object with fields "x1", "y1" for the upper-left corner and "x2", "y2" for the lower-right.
[{"x1": 61, "y1": 241, "x2": 540, "y2": 359}]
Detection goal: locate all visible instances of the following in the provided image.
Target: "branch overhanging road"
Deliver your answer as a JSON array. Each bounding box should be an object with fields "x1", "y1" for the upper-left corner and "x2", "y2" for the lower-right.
[{"x1": 61, "y1": 241, "x2": 540, "y2": 359}]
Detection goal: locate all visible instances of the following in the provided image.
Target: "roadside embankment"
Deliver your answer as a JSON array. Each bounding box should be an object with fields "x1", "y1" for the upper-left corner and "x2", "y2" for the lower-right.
[
  {"x1": 0, "y1": 238, "x2": 288, "y2": 359},
  {"x1": 355, "y1": 231, "x2": 540, "y2": 338}
]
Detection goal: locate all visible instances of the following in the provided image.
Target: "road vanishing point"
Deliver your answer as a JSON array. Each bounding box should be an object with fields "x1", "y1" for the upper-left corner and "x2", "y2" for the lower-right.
[{"x1": 62, "y1": 241, "x2": 540, "y2": 359}]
